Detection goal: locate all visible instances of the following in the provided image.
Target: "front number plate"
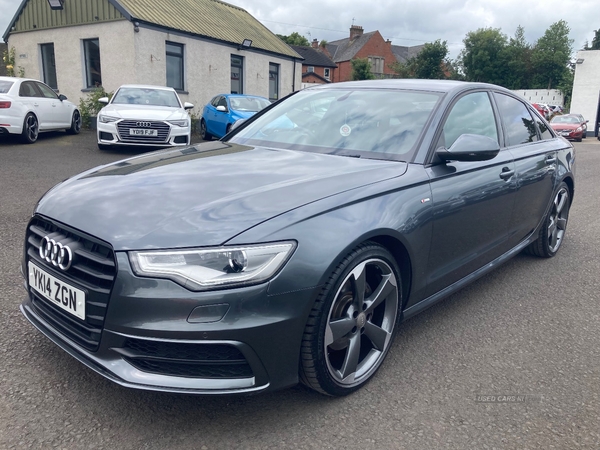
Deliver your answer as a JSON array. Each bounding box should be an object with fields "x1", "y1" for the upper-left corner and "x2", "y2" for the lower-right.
[
  {"x1": 130, "y1": 129, "x2": 158, "y2": 136},
  {"x1": 28, "y1": 262, "x2": 86, "y2": 320}
]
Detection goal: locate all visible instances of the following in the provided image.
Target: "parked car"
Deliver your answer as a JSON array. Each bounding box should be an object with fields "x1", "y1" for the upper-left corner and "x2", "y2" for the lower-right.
[
  {"x1": 549, "y1": 114, "x2": 588, "y2": 141},
  {"x1": 531, "y1": 102, "x2": 551, "y2": 120},
  {"x1": 96, "y1": 84, "x2": 193, "y2": 150},
  {"x1": 21, "y1": 80, "x2": 574, "y2": 397},
  {"x1": 0, "y1": 76, "x2": 81, "y2": 143},
  {"x1": 200, "y1": 94, "x2": 270, "y2": 140}
]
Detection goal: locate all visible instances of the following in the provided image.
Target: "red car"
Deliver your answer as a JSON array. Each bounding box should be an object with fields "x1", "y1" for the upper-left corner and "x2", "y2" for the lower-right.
[
  {"x1": 549, "y1": 114, "x2": 588, "y2": 142},
  {"x1": 532, "y1": 103, "x2": 550, "y2": 119}
]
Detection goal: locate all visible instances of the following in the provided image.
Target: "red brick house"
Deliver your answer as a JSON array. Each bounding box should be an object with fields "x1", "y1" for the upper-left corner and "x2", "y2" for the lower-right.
[
  {"x1": 325, "y1": 25, "x2": 424, "y2": 82},
  {"x1": 290, "y1": 44, "x2": 337, "y2": 87}
]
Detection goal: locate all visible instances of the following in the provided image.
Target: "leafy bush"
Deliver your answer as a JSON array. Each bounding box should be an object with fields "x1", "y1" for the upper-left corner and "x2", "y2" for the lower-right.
[{"x1": 78, "y1": 87, "x2": 112, "y2": 128}]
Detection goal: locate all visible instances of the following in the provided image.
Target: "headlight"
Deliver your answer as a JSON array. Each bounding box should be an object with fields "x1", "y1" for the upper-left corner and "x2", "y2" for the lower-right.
[
  {"x1": 99, "y1": 115, "x2": 119, "y2": 123},
  {"x1": 576, "y1": 126, "x2": 582, "y2": 132},
  {"x1": 167, "y1": 119, "x2": 189, "y2": 127},
  {"x1": 129, "y1": 242, "x2": 296, "y2": 291}
]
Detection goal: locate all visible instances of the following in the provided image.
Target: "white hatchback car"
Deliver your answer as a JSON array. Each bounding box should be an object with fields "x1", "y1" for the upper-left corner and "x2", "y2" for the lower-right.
[
  {"x1": 97, "y1": 85, "x2": 193, "y2": 150},
  {"x1": 0, "y1": 76, "x2": 81, "y2": 143}
]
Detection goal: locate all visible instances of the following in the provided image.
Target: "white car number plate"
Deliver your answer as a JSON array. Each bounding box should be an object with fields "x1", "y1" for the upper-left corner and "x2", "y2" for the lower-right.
[
  {"x1": 130, "y1": 129, "x2": 158, "y2": 136},
  {"x1": 28, "y1": 262, "x2": 86, "y2": 320}
]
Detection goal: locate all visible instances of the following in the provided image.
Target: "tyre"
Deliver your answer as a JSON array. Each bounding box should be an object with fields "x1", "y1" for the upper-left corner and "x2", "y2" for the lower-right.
[
  {"x1": 21, "y1": 113, "x2": 39, "y2": 144},
  {"x1": 526, "y1": 182, "x2": 570, "y2": 258},
  {"x1": 300, "y1": 242, "x2": 401, "y2": 396},
  {"x1": 67, "y1": 110, "x2": 82, "y2": 135},
  {"x1": 200, "y1": 119, "x2": 212, "y2": 141}
]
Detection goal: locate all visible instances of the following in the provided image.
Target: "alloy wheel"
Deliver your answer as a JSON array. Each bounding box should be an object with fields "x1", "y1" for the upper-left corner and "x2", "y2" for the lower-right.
[
  {"x1": 324, "y1": 258, "x2": 398, "y2": 386},
  {"x1": 27, "y1": 115, "x2": 38, "y2": 142},
  {"x1": 547, "y1": 186, "x2": 569, "y2": 253}
]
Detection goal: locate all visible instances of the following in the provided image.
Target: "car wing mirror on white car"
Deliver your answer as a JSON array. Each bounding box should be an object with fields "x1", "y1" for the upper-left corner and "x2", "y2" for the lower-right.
[
  {"x1": 184, "y1": 102, "x2": 194, "y2": 110},
  {"x1": 98, "y1": 97, "x2": 109, "y2": 104},
  {"x1": 58, "y1": 94, "x2": 67, "y2": 101}
]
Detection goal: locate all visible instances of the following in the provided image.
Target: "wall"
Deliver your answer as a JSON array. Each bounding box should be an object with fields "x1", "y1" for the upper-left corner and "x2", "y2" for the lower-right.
[
  {"x1": 132, "y1": 26, "x2": 301, "y2": 111},
  {"x1": 334, "y1": 32, "x2": 397, "y2": 82},
  {"x1": 512, "y1": 89, "x2": 564, "y2": 106},
  {"x1": 7, "y1": 22, "x2": 302, "y2": 115},
  {"x1": 7, "y1": 20, "x2": 136, "y2": 105},
  {"x1": 571, "y1": 50, "x2": 600, "y2": 136}
]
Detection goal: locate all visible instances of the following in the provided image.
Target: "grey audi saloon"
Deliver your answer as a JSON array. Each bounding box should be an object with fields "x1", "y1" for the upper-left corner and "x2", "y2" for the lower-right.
[{"x1": 21, "y1": 80, "x2": 575, "y2": 396}]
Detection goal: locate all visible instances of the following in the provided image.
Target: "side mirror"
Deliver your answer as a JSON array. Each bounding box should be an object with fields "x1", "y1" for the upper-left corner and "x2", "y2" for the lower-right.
[
  {"x1": 436, "y1": 134, "x2": 500, "y2": 163},
  {"x1": 98, "y1": 97, "x2": 109, "y2": 104},
  {"x1": 58, "y1": 94, "x2": 67, "y2": 101},
  {"x1": 216, "y1": 105, "x2": 227, "y2": 112},
  {"x1": 184, "y1": 102, "x2": 194, "y2": 110}
]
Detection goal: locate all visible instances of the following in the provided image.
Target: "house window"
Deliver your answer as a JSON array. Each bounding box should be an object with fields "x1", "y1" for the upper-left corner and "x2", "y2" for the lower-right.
[
  {"x1": 83, "y1": 38, "x2": 102, "y2": 88},
  {"x1": 269, "y1": 63, "x2": 279, "y2": 101},
  {"x1": 231, "y1": 55, "x2": 244, "y2": 94},
  {"x1": 324, "y1": 68, "x2": 330, "y2": 80},
  {"x1": 166, "y1": 42, "x2": 184, "y2": 91},
  {"x1": 40, "y1": 43, "x2": 57, "y2": 90},
  {"x1": 368, "y1": 57, "x2": 384, "y2": 74},
  {"x1": 307, "y1": 66, "x2": 314, "y2": 73}
]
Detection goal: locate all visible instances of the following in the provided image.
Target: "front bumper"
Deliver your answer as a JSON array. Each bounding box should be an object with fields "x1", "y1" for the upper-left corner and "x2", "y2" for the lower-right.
[
  {"x1": 97, "y1": 119, "x2": 190, "y2": 147},
  {"x1": 21, "y1": 252, "x2": 317, "y2": 394}
]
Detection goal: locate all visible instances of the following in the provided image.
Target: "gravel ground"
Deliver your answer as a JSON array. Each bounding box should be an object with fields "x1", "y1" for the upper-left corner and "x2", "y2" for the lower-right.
[{"x1": 1, "y1": 131, "x2": 599, "y2": 449}]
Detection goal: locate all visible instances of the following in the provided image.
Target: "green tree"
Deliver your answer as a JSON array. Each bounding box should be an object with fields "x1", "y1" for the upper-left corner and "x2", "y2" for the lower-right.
[
  {"x1": 412, "y1": 40, "x2": 449, "y2": 79},
  {"x1": 591, "y1": 29, "x2": 600, "y2": 49},
  {"x1": 531, "y1": 20, "x2": 573, "y2": 89},
  {"x1": 459, "y1": 28, "x2": 508, "y2": 84},
  {"x1": 277, "y1": 32, "x2": 310, "y2": 46},
  {"x1": 350, "y1": 58, "x2": 375, "y2": 80},
  {"x1": 389, "y1": 40, "x2": 450, "y2": 79},
  {"x1": 502, "y1": 26, "x2": 532, "y2": 89}
]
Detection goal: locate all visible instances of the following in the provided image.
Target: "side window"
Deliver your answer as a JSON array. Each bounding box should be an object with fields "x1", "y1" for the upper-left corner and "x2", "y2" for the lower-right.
[
  {"x1": 535, "y1": 115, "x2": 553, "y2": 140},
  {"x1": 217, "y1": 97, "x2": 228, "y2": 108},
  {"x1": 210, "y1": 96, "x2": 220, "y2": 107},
  {"x1": 494, "y1": 93, "x2": 539, "y2": 146},
  {"x1": 19, "y1": 81, "x2": 40, "y2": 97},
  {"x1": 439, "y1": 92, "x2": 498, "y2": 148},
  {"x1": 36, "y1": 82, "x2": 58, "y2": 99}
]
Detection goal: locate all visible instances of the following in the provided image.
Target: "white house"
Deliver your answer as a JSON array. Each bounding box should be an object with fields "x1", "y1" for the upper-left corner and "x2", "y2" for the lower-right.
[
  {"x1": 3, "y1": 0, "x2": 303, "y2": 112},
  {"x1": 571, "y1": 49, "x2": 600, "y2": 138}
]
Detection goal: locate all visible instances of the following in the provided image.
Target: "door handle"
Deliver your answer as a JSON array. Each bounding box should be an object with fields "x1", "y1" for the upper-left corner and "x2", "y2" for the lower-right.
[
  {"x1": 545, "y1": 155, "x2": 556, "y2": 164},
  {"x1": 33, "y1": 103, "x2": 39, "y2": 107},
  {"x1": 52, "y1": 103, "x2": 56, "y2": 107},
  {"x1": 499, "y1": 167, "x2": 514, "y2": 180}
]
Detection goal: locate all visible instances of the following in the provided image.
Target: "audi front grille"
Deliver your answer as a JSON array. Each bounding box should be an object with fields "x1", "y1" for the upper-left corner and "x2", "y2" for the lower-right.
[
  {"x1": 25, "y1": 216, "x2": 117, "y2": 351},
  {"x1": 116, "y1": 120, "x2": 170, "y2": 144}
]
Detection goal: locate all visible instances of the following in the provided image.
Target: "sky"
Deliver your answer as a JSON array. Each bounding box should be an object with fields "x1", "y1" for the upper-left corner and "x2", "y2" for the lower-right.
[{"x1": 1, "y1": 0, "x2": 598, "y2": 59}]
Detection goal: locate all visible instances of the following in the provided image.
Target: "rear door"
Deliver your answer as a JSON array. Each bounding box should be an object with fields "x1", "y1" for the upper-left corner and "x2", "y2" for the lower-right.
[
  {"x1": 493, "y1": 93, "x2": 561, "y2": 248},
  {"x1": 425, "y1": 91, "x2": 517, "y2": 296}
]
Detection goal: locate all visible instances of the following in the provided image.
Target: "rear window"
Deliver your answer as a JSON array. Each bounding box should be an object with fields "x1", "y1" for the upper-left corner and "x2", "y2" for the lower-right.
[{"x1": 0, "y1": 80, "x2": 14, "y2": 94}]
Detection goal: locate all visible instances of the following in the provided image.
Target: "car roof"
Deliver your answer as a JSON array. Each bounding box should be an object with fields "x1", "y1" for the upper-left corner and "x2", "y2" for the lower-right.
[
  {"x1": 303, "y1": 79, "x2": 511, "y2": 95},
  {"x1": 117, "y1": 84, "x2": 177, "y2": 91}
]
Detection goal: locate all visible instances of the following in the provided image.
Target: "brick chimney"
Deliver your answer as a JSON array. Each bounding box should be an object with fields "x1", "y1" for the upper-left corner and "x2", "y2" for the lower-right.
[
  {"x1": 350, "y1": 25, "x2": 363, "y2": 41},
  {"x1": 312, "y1": 38, "x2": 319, "y2": 49}
]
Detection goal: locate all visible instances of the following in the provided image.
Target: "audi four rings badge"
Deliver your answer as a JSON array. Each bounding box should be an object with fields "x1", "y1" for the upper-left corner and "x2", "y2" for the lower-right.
[
  {"x1": 136, "y1": 121, "x2": 152, "y2": 127},
  {"x1": 39, "y1": 236, "x2": 73, "y2": 270}
]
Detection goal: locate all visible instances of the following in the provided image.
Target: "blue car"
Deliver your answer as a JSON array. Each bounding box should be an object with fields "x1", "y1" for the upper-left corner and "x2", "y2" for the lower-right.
[{"x1": 200, "y1": 94, "x2": 270, "y2": 140}]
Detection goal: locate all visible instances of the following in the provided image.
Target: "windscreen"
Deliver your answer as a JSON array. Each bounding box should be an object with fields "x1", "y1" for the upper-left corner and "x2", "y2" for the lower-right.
[
  {"x1": 551, "y1": 115, "x2": 580, "y2": 124},
  {"x1": 230, "y1": 97, "x2": 271, "y2": 112},
  {"x1": 111, "y1": 88, "x2": 181, "y2": 108},
  {"x1": 229, "y1": 88, "x2": 441, "y2": 160}
]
